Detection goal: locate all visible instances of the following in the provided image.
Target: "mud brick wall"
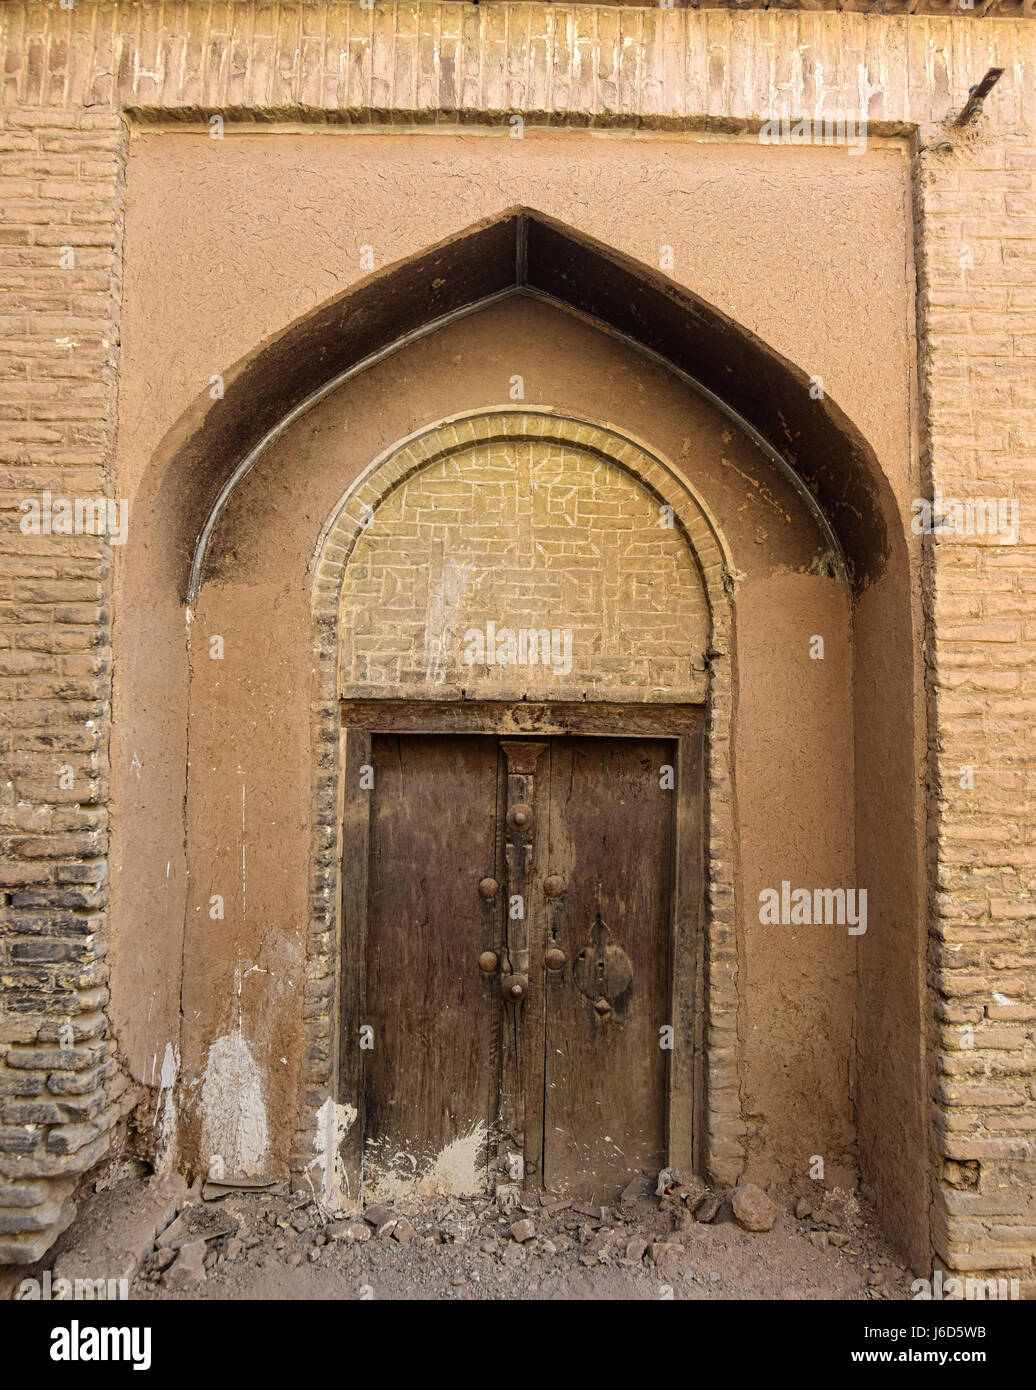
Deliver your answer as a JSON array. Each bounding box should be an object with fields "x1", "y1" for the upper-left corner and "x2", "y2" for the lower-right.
[
  {"x1": 916, "y1": 140, "x2": 1036, "y2": 1279},
  {"x1": 0, "y1": 100, "x2": 128, "y2": 1260},
  {"x1": 338, "y1": 435, "x2": 711, "y2": 700},
  {"x1": 0, "y1": 1, "x2": 1032, "y2": 1283}
]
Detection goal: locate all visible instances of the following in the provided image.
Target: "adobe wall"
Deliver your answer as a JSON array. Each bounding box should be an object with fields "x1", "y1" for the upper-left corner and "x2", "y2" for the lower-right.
[
  {"x1": 175, "y1": 298, "x2": 856, "y2": 1193},
  {"x1": 0, "y1": 2, "x2": 1030, "y2": 1289},
  {"x1": 112, "y1": 124, "x2": 908, "y2": 1201}
]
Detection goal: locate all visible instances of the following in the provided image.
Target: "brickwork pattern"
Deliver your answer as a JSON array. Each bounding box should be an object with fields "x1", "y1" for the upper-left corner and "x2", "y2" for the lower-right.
[
  {"x1": 915, "y1": 139, "x2": 1036, "y2": 1278},
  {"x1": 0, "y1": 2, "x2": 1031, "y2": 1276},
  {"x1": 338, "y1": 437, "x2": 710, "y2": 701},
  {"x1": 0, "y1": 3, "x2": 1032, "y2": 130},
  {"x1": 0, "y1": 103, "x2": 130, "y2": 1261}
]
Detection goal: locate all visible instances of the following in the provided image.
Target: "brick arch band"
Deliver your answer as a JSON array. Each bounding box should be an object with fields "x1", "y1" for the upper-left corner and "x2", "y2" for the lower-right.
[{"x1": 294, "y1": 408, "x2": 742, "y2": 1200}]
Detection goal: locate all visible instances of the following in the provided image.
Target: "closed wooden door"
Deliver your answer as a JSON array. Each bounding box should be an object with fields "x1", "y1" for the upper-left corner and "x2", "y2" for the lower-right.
[
  {"x1": 541, "y1": 737, "x2": 673, "y2": 1196},
  {"x1": 362, "y1": 734, "x2": 503, "y2": 1196},
  {"x1": 360, "y1": 731, "x2": 679, "y2": 1201}
]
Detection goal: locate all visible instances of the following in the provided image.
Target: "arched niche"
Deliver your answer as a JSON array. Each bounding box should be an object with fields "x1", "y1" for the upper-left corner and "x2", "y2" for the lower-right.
[
  {"x1": 318, "y1": 411, "x2": 730, "y2": 702},
  {"x1": 303, "y1": 408, "x2": 739, "y2": 1201},
  {"x1": 113, "y1": 223, "x2": 923, "y2": 1261}
]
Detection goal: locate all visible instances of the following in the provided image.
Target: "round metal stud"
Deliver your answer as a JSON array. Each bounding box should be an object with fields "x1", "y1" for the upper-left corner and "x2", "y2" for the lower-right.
[
  {"x1": 544, "y1": 947, "x2": 566, "y2": 972},
  {"x1": 543, "y1": 874, "x2": 565, "y2": 898},
  {"x1": 478, "y1": 951, "x2": 500, "y2": 974},
  {"x1": 478, "y1": 876, "x2": 499, "y2": 900},
  {"x1": 501, "y1": 974, "x2": 529, "y2": 1003},
  {"x1": 506, "y1": 803, "x2": 533, "y2": 832}
]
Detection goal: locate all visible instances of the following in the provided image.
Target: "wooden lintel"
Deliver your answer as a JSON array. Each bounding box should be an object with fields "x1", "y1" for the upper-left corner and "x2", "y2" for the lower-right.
[{"x1": 340, "y1": 699, "x2": 705, "y2": 738}]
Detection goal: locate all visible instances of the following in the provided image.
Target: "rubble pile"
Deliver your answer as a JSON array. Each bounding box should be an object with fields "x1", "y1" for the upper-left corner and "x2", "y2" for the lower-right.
[{"x1": 132, "y1": 1170, "x2": 910, "y2": 1301}]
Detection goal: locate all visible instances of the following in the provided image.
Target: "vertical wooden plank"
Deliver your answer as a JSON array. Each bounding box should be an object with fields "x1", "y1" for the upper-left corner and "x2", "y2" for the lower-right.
[
  {"x1": 497, "y1": 740, "x2": 548, "y2": 1195},
  {"x1": 667, "y1": 715, "x2": 706, "y2": 1176},
  {"x1": 338, "y1": 727, "x2": 371, "y2": 1204},
  {"x1": 487, "y1": 743, "x2": 507, "y2": 1188},
  {"x1": 363, "y1": 735, "x2": 499, "y2": 1196},
  {"x1": 543, "y1": 737, "x2": 674, "y2": 1200}
]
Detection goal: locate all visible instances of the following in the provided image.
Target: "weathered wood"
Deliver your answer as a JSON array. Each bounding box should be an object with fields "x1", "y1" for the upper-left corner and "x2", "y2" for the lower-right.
[
  {"x1": 341, "y1": 699, "x2": 705, "y2": 738},
  {"x1": 346, "y1": 715, "x2": 705, "y2": 1205},
  {"x1": 542, "y1": 737, "x2": 674, "y2": 1200},
  {"x1": 667, "y1": 723, "x2": 706, "y2": 1176},
  {"x1": 498, "y1": 741, "x2": 548, "y2": 1190},
  {"x1": 338, "y1": 727, "x2": 371, "y2": 1205},
  {"x1": 363, "y1": 735, "x2": 500, "y2": 1194}
]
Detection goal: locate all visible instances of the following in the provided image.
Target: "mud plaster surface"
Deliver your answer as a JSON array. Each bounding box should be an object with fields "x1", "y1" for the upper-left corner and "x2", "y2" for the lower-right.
[
  {"x1": 118, "y1": 299, "x2": 861, "y2": 1190},
  {"x1": 119, "y1": 129, "x2": 914, "y2": 491},
  {"x1": 106, "y1": 130, "x2": 925, "y2": 1258}
]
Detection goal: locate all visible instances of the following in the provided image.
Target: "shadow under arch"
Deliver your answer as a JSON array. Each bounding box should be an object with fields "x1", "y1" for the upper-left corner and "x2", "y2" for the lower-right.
[{"x1": 144, "y1": 208, "x2": 893, "y2": 603}]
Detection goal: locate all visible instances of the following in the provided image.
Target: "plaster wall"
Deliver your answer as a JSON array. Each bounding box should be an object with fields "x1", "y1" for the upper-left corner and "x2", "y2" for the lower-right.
[
  {"x1": 160, "y1": 299, "x2": 857, "y2": 1186},
  {"x1": 107, "y1": 129, "x2": 920, "y2": 1220},
  {"x1": 14, "y1": 0, "x2": 1013, "y2": 1272}
]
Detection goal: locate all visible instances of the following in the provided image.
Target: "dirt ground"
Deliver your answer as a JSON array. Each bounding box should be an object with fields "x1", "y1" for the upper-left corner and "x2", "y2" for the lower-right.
[{"x1": 119, "y1": 1177, "x2": 916, "y2": 1302}]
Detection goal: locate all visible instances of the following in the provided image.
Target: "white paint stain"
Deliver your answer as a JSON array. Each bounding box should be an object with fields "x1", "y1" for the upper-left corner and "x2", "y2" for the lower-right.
[
  {"x1": 425, "y1": 1123, "x2": 489, "y2": 1193},
  {"x1": 309, "y1": 1097, "x2": 358, "y2": 1212},
  {"x1": 856, "y1": 59, "x2": 883, "y2": 122},
  {"x1": 812, "y1": 62, "x2": 825, "y2": 118},
  {"x1": 239, "y1": 774, "x2": 247, "y2": 920},
  {"x1": 423, "y1": 558, "x2": 473, "y2": 683},
  {"x1": 199, "y1": 1031, "x2": 269, "y2": 1177},
  {"x1": 153, "y1": 1042, "x2": 180, "y2": 1158},
  {"x1": 365, "y1": 1121, "x2": 490, "y2": 1202}
]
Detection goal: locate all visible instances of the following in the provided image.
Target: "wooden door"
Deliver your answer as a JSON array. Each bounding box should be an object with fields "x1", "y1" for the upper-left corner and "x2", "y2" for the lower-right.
[
  {"x1": 359, "y1": 730, "x2": 678, "y2": 1203},
  {"x1": 541, "y1": 737, "x2": 673, "y2": 1198},
  {"x1": 363, "y1": 734, "x2": 502, "y2": 1196}
]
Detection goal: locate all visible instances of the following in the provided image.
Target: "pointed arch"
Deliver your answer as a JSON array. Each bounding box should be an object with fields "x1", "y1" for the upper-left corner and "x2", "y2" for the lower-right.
[{"x1": 142, "y1": 208, "x2": 891, "y2": 603}]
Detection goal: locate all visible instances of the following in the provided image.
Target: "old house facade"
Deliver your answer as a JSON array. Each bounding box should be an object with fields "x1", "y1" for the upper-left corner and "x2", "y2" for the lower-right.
[{"x1": 0, "y1": 0, "x2": 1033, "y2": 1290}]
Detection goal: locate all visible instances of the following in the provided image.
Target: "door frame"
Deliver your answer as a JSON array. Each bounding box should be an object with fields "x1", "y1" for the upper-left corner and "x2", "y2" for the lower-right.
[{"x1": 337, "y1": 699, "x2": 706, "y2": 1200}]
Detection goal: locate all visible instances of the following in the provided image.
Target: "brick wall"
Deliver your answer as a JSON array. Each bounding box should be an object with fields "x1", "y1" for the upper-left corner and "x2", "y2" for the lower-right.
[
  {"x1": 0, "y1": 101, "x2": 129, "y2": 1261},
  {"x1": 0, "y1": 2, "x2": 1032, "y2": 1279},
  {"x1": 916, "y1": 137, "x2": 1036, "y2": 1280},
  {"x1": 338, "y1": 432, "x2": 710, "y2": 701}
]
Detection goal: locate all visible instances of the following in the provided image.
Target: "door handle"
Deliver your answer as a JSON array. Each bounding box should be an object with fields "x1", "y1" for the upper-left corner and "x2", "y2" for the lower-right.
[{"x1": 572, "y1": 913, "x2": 633, "y2": 1018}]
